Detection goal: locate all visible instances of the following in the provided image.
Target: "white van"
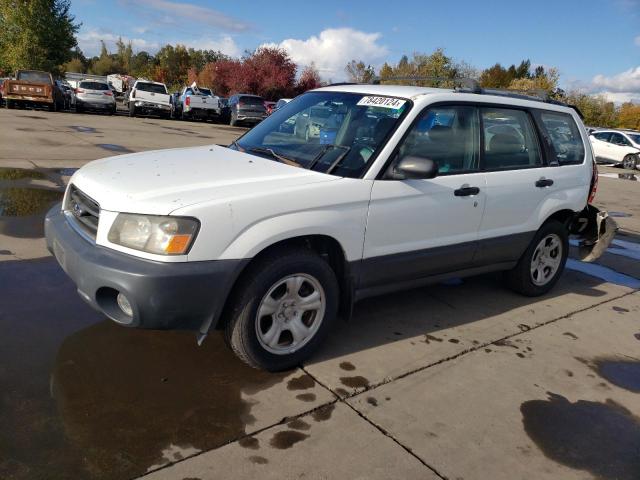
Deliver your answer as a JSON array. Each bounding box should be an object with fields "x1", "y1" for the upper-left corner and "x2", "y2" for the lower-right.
[{"x1": 45, "y1": 82, "x2": 615, "y2": 370}]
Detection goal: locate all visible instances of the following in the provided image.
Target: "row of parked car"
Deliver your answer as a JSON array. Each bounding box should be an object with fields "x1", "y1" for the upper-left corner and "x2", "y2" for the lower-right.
[
  {"x1": 588, "y1": 128, "x2": 640, "y2": 170},
  {"x1": 0, "y1": 70, "x2": 291, "y2": 127}
]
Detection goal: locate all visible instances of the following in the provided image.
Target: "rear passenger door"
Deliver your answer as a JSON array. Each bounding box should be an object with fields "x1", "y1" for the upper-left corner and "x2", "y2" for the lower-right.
[
  {"x1": 475, "y1": 107, "x2": 554, "y2": 265},
  {"x1": 590, "y1": 132, "x2": 612, "y2": 162}
]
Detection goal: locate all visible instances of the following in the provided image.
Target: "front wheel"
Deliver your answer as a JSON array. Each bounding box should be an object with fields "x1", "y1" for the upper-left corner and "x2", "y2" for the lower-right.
[
  {"x1": 504, "y1": 220, "x2": 568, "y2": 297},
  {"x1": 224, "y1": 249, "x2": 339, "y2": 371},
  {"x1": 622, "y1": 154, "x2": 637, "y2": 170}
]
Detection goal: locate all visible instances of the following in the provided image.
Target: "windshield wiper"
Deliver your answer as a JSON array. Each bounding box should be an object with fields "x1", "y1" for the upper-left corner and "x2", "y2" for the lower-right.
[
  {"x1": 248, "y1": 147, "x2": 302, "y2": 167},
  {"x1": 307, "y1": 145, "x2": 351, "y2": 173}
]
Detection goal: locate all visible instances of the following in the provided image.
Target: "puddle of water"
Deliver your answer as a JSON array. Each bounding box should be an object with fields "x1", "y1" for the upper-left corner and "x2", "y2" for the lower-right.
[
  {"x1": 565, "y1": 259, "x2": 640, "y2": 289},
  {"x1": 595, "y1": 360, "x2": 640, "y2": 393},
  {"x1": 521, "y1": 392, "x2": 640, "y2": 480},
  {"x1": 599, "y1": 173, "x2": 638, "y2": 181},
  {"x1": 0, "y1": 257, "x2": 290, "y2": 480},
  {"x1": 0, "y1": 188, "x2": 63, "y2": 237},
  {"x1": 96, "y1": 144, "x2": 133, "y2": 153},
  {"x1": 570, "y1": 238, "x2": 640, "y2": 261},
  {"x1": 69, "y1": 126, "x2": 97, "y2": 133},
  {"x1": 608, "y1": 211, "x2": 632, "y2": 218},
  {"x1": 0, "y1": 168, "x2": 46, "y2": 181},
  {"x1": 58, "y1": 168, "x2": 79, "y2": 177}
]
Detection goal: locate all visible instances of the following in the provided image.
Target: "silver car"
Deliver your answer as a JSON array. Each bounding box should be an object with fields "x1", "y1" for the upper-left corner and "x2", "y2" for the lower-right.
[{"x1": 73, "y1": 80, "x2": 116, "y2": 115}]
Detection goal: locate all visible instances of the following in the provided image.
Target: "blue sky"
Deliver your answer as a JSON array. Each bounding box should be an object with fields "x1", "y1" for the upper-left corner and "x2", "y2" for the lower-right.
[{"x1": 73, "y1": 0, "x2": 640, "y2": 101}]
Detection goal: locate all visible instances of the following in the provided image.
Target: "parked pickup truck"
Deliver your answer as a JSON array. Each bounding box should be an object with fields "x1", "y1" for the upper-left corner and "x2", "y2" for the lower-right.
[
  {"x1": 173, "y1": 84, "x2": 222, "y2": 121},
  {"x1": 4, "y1": 70, "x2": 65, "y2": 111},
  {"x1": 127, "y1": 80, "x2": 171, "y2": 118}
]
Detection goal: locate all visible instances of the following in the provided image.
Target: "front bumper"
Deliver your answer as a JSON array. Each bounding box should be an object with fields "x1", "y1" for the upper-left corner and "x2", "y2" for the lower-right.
[{"x1": 44, "y1": 206, "x2": 246, "y2": 331}]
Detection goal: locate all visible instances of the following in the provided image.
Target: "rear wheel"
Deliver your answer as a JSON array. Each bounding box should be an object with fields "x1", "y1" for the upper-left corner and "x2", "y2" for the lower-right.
[
  {"x1": 224, "y1": 249, "x2": 339, "y2": 371},
  {"x1": 5, "y1": 99, "x2": 14, "y2": 109},
  {"x1": 504, "y1": 220, "x2": 568, "y2": 297},
  {"x1": 128, "y1": 103, "x2": 136, "y2": 117},
  {"x1": 622, "y1": 154, "x2": 637, "y2": 170}
]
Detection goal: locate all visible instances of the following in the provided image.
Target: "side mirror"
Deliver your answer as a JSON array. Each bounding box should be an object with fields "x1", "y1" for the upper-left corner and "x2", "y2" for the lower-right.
[{"x1": 389, "y1": 156, "x2": 439, "y2": 180}]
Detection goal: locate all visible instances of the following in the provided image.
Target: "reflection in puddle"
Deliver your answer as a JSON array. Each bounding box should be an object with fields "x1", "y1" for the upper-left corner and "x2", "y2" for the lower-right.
[
  {"x1": 521, "y1": 392, "x2": 640, "y2": 480},
  {"x1": 565, "y1": 259, "x2": 640, "y2": 289},
  {"x1": 96, "y1": 143, "x2": 133, "y2": 153},
  {"x1": 0, "y1": 188, "x2": 63, "y2": 238},
  {"x1": 0, "y1": 168, "x2": 46, "y2": 181},
  {"x1": 595, "y1": 360, "x2": 640, "y2": 393},
  {"x1": 0, "y1": 258, "x2": 289, "y2": 480},
  {"x1": 69, "y1": 126, "x2": 97, "y2": 133},
  {"x1": 599, "y1": 173, "x2": 638, "y2": 181}
]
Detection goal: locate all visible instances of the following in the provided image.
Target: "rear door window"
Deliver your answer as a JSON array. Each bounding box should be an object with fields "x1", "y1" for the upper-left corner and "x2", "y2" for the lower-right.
[
  {"x1": 481, "y1": 108, "x2": 542, "y2": 170},
  {"x1": 609, "y1": 132, "x2": 630, "y2": 146},
  {"x1": 136, "y1": 83, "x2": 167, "y2": 94},
  {"x1": 79, "y1": 81, "x2": 109, "y2": 91},
  {"x1": 536, "y1": 111, "x2": 585, "y2": 165}
]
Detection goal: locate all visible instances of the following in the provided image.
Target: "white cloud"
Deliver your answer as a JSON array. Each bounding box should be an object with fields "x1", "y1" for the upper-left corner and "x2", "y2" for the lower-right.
[
  {"x1": 77, "y1": 29, "x2": 160, "y2": 56},
  {"x1": 592, "y1": 66, "x2": 640, "y2": 93},
  {"x1": 122, "y1": 0, "x2": 251, "y2": 31},
  {"x1": 77, "y1": 27, "x2": 240, "y2": 58},
  {"x1": 262, "y1": 28, "x2": 389, "y2": 81},
  {"x1": 599, "y1": 91, "x2": 640, "y2": 103}
]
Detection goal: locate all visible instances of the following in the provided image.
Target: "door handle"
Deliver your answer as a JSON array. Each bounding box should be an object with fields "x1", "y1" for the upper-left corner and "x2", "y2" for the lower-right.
[
  {"x1": 454, "y1": 186, "x2": 480, "y2": 196},
  {"x1": 535, "y1": 178, "x2": 554, "y2": 188}
]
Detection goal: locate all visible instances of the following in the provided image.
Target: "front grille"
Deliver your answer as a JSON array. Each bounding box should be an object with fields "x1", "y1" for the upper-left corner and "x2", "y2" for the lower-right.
[{"x1": 66, "y1": 185, "x2": 100, "y2": 238}]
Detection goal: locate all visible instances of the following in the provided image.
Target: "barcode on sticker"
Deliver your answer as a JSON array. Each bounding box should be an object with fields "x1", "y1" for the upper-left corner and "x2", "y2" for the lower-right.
[{"x1": 357, "y1": 96, "x2": 406, "y2": 109}]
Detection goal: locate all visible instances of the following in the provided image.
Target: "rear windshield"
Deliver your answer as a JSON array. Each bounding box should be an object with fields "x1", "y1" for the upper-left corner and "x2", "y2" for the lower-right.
[
  {"x1": 79, "y1": 81, "x2": 109, "y2": 90},
  {"x1": 136, "y1": 82, "x2": 167, "y2": 94},
  {"x1": 199, "y1": 88, "x2": 212, "y2": 96},
  {"x1": 240, "y1": 96, "x2": 264, "y2": 105},
  {"x1": 17, "y1": 71, "x2": 50, "y2": 83}
]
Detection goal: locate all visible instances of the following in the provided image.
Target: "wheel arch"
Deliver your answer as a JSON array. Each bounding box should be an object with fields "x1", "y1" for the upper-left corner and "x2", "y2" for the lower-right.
[{"x1": 215, "y1": 234, "x2": 353, "y2": 331}]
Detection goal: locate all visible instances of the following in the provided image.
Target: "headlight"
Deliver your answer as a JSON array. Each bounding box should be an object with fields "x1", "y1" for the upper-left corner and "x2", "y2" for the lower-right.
[{"x1": 107, "y1": 214, "x2": 199, "y2": 255}]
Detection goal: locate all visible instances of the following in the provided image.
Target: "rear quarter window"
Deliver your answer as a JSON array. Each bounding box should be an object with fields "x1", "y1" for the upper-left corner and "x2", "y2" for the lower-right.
[{"x1": 536, "y1": 111, "x2": 585, "y2": 166}]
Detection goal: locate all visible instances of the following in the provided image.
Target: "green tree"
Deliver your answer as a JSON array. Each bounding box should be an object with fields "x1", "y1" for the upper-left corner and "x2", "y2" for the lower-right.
[
  {"x1": 88, "y1": 41, "x2": 118, "y2": 75},
  {"x1": 62, "y1": 57, "x2": 84, "y2": 73},
  {"x1": 345, "y1": 60, "x2": 375, "y2": 83},
  {"x1": 0, "y1": 0, "x2": 80, "y2": 76},
  {"x1": 115, "y1": 37, "x2": 133, "y2": 73}
]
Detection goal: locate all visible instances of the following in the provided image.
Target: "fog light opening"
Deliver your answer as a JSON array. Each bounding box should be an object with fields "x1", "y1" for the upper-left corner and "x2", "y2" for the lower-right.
[{"x1": 116, "y1": 292, "x2": 133, "y2": 317}]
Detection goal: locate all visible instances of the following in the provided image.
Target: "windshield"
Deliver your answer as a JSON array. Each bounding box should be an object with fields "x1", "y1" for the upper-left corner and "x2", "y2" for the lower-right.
[
  {"x1": 136, "y1": 82, "x2": 167, "y2": 94},
  {"x1": 79, "y1": 81, "x2": 109, "y2": 90},
  {"x1": 234, "y1": 91, "x2": 409, "y2": 178},
  {"x1": 627, "y1": 134, "x2": 640, "y2": 144},
  {"x1": 17, "y1": 71, "x2": 50, "y2": 83}
]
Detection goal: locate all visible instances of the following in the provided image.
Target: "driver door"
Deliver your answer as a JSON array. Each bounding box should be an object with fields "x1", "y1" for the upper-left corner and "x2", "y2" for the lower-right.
[{"x1": 361, "y1": 105, "x2": 486, "y2": 290}]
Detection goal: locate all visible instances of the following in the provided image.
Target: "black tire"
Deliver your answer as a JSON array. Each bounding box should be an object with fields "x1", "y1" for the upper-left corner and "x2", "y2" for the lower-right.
[
  {"x1": 74, "y1": 103, "x2": 83, "y2": 113},
  {"x1": 6, "y1": 99, "x2": 14, "y2": 109},
  {"x1": 622, "y1": 154, "x2": 637, "y2": 170},
  {"x1": 504, "y1": 220, "x2": 569, "y2": 297},
  {"x1": 48, "y1": 102, "x2": 56, "y2": 112},
  {"x1": 128, "y1": 103, "x2": 136, "y2": 117},
  {"x1": 223, "y1": 249, "x2": 339, "y2": 371}
]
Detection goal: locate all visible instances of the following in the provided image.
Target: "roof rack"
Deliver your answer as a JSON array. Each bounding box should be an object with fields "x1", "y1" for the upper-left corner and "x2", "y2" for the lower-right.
[{"x1": 327, "y1": 76, "x2": 581, "y2": 116}]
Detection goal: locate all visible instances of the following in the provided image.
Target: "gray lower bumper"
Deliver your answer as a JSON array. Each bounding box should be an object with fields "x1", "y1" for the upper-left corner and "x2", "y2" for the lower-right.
[{"x1": 44, "y1": 206, "x2": 247, "y2": 331}]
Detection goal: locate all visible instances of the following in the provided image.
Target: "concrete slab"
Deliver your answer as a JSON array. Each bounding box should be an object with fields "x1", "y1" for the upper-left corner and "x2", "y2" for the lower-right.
[
  {"x1": 142, "y1": 402, "x2": 437, "y2": 480},
  {"x1": 348, "y1": 292, "x2": 640, "y2": 480},
  {"x1": 305, "y1": 269, "x2": 632, "y2": 397}
]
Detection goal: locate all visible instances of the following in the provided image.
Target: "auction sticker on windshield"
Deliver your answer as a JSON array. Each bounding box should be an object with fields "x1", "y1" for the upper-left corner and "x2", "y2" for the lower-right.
[{"x1": 357, "y1": 96, "x2": 406, "y2": 109}]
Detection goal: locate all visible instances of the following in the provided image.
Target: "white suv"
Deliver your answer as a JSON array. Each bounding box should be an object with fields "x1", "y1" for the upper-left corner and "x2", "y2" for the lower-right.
[
  {"x1": 45, "y1": 83, "x2": 615, "y2": 370},
  {"x1": 590, "y1": 129, "x2": 640, "y2": 169}
]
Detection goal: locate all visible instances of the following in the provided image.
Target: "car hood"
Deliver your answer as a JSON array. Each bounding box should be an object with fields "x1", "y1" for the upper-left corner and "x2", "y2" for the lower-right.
[{"x1": 70, "y1": 145, "x2": 337, "y2": 215}]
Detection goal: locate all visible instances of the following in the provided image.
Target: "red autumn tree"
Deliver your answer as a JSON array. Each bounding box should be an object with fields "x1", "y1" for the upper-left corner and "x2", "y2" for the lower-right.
[{"x1": 296, "y1": 63, "x2": 321, "y2": 94}]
